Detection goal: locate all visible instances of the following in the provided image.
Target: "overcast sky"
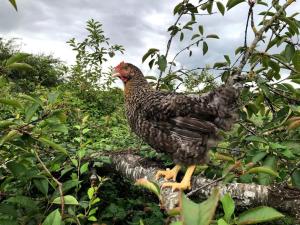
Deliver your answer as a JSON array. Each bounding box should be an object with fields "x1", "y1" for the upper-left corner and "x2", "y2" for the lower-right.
[{"x1": 1, "y1": 0, "x2": 299, "y2": 78}]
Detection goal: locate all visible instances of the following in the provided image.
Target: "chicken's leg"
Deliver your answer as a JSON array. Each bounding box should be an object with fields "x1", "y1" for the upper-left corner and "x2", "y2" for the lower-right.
[
  {"x1": 155, "y1": 165, "x2": 181, "y2": 181},
  {"x1": 161, "y1": 165, "x2": 196, "y2": 191}
]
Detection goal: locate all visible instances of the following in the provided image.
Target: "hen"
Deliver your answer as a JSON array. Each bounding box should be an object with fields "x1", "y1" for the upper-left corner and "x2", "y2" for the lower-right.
[{"x1": 113, "y1": 62, "x2": 238, "y2": 190}]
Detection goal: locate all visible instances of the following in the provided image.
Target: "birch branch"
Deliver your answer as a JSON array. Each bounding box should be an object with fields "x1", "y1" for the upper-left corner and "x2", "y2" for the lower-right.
[{"x1": 108, "y1": 153, "x2": 300, "y2": 220}]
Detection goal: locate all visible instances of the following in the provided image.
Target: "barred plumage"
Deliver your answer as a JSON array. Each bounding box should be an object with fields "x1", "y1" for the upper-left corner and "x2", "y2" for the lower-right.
[{"x1": 114, "y1": 62, "x2": 238, "y2": 166}]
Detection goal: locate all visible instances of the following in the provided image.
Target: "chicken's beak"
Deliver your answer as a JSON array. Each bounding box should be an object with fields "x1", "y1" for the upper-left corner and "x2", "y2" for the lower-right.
[{"x1": 112, "y1": 71, "x2": 120, "y2": 78}]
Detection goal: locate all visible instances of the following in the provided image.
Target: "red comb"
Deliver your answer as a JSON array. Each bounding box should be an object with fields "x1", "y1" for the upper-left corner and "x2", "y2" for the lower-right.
[{"x1": 115, "y1": 61, "x2": 125, "y2": 69}]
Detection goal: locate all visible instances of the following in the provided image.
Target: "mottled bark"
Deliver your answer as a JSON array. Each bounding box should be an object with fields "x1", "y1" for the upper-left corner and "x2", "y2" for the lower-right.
[{"x1": 109, "y1": 153, "x2": 300, "y2": 220}]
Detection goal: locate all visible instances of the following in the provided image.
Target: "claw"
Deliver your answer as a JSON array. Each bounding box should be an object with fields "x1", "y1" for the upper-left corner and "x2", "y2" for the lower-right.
[
  {"x1": 155, "y1": 165, "x2": 181, "y2": 181},
  {"x1": 161, "y1": 181, "x2": 191, "y2": 191},
  {"x1": 161, "y1": 165, "x2": 196, "y2": 191}
]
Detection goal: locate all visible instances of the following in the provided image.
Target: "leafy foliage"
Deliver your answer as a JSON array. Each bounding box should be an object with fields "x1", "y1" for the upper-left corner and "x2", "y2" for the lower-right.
[{"x1": 1, "y1": 0, "x2": 300, "y2": 224}]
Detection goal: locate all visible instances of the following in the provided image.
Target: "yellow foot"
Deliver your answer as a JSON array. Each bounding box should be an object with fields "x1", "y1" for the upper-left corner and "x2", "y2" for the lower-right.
[
  {"x1": 155, "y1": 165, "x2": 181, "y2": 181},
  {"x1": 161, "y1": 180, "x2": 191, "y2": 191},
  {"x1": 161, "y1": 165, "x2": 196, "y2": 191}
]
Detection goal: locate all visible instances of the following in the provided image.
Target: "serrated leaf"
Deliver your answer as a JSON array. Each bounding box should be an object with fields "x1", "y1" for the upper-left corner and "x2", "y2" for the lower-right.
[
  {"x1": 38, "y1": 137, "x2": 68, "y2": 155},
  {"x1": 236, "y1": 206, "x2": 284, "y2": 224},
  {"x1": 227, "y1": 0, "x2": 245, "y2": 10},
  {"x1": 181, "y1": 188, "x2": 220, "y2": 225},
  {"x1": 42, "y1": 209, "x2": 62, "y2": 225},
  {"x1": 217, "y1": 1, "x2": 225, "y2": 15},
  {"x1": 203, "y1": 41, "x2": 208, "y2": 55},
  {"x1": 53, "y1": 195, "x2": 79, "y2": 205}
]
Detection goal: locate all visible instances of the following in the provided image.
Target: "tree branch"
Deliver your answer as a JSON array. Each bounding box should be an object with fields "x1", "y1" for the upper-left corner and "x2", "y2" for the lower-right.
[
  {"x1": 228, "y1": 0, "x2": 296, "y2": 86},
  {"x1": 108, "y1": 153, "x2": 300, "y2": 220}
]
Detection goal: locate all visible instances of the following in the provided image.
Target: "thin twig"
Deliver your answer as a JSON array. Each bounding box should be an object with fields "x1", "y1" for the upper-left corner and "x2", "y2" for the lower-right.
[
  {"x1": 168, "y1": 38, "x2": 204, "y2": 74},
  {"x1": 186, "y1": 176, "x2": 224, "y2": 197},
  {"x1": 34, "y1": 149, "x2": 65, "y2": 217},
  {"x1": 228, "y1": 0, "x2": 296, "y2": 85}
]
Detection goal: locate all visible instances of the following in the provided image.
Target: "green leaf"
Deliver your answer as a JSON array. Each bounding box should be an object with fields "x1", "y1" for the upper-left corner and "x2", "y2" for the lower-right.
[
  {"x1": 251, "y1": 152, "x2": 267, "y2": 164},
  {"x1": 236, "y1": 206, "x2": 284, "y2": 224},
  {"x1": 42, "y1": 209, "x2": 62, "y2": 225},
  {"x1": 258, "y1": 155, "x2": 277, "y2": 185},
  {"x1": 180, "y1": 32, "x2": 184, "y2": 41},
  {"x1": 48, "y1": 92, "x2": 60, "y2": 105},
  {"x1": 80, "y1": 162, "x2": 89, "y2": 174},
  {"x1": 291, "y1": 169, "x2": 300, "y2": 188},
  {"x1": 25, "y1": 103, "x2": 40, "y2": 122},
  {"x1": 144, "y1": 76, "x2": 157, "y2": 80},
  {"x1": 0, "y1": 130, "x2": 20, "y2": 146},
  {"x1": 8, "y1": 0, "x2": 18, "y2": 11},
  {"x1": 269, "y1": 60, "x2": 280, "y2": 74},
  {"x1": 218, "y1": 219, "x2": 230, "y2": 225},
  {"x1": 0, "y1": 98, "x2": 22, "y2": 109},
  {"x1": 181, "y1": 188, "x2": 220, "y2": 225},
  {"x1": 19, "y1": 94, "x2": 43, "y2": 106},
  {"x1": 135, "y1": 178, "x2": 161, "y2": 199},
  {"x1": 220, "y1": 193, "x2": 235, "y2": 222},
  {"x1": 38, "y1": 137, "x2": 68, "y2": 155},
  {"x1": 0, "y1": 120, "x2": 16, "y2": 129},
  {"x1": 244, "y1": 135, "x2": 267, "y2": 144},
  {"x1": 226, "y1": 0, "x2": 245, "y2": 10},
  {"x1": 6, "y1": 53, "x2": 30, "y2": 66},
  {"x1": 88, "y1": 216, "x2": 97, "y2": 221},
  {"x1": 142, "y1": 48, "x2": 159, "y2": 62},
  {"x1": 53, "y1": 195, "x2": 79, "y2": 205},
  {"x1": 203, "y1": 41, "x2": 208, "y2": 55},
  {"x1": 224, "y1": 55, "x2": 231, "y2": 65},
  {"x1": 157, "y1": 55, "x2": 167, "y2": 72},
  {"x1": 191, "y1": 34, "x2": 200, "y2": 40},
  {"x1": 206, "y1": 34, "x2": 219, "y2": 39},
  {"x1": 198, "y1": 25, "x2": 204, "y2": 35},
  {"x1": 87, "y1": 187, "x2": 95, "y2": 199},
  {"x1": 292, "y1": 50, "x2": 300, "y2": 72},
  {"x1": 247, "y1": 166, "x2": 279, "y2": 178},
  {"x1": 33, "y1": 177, "x2": 49, "y2": 195},
  {"x1": 284, "y1": 44, "x2": 295, "y2": 62},
  {"x1": 217, "y1": 1, "x2": 225, "y2": 15},
  {"x1": 7, "y1": 62, "x2": 33, "y2": 71}
]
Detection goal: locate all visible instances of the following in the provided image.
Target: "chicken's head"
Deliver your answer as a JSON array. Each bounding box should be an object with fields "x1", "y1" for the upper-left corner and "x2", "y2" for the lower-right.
[{"x1": 112, "y1": 61, "x2": 143, "y2": 83}]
